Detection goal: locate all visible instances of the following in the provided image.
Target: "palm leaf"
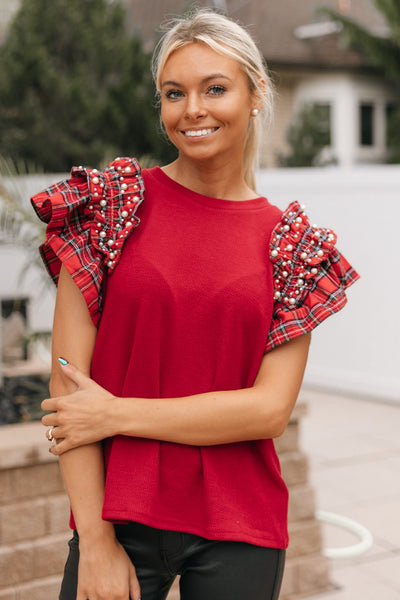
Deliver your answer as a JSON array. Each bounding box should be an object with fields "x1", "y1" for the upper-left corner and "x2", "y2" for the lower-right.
[{"x1": 0, "y1": 155, "x2": 50, "y2": 286}]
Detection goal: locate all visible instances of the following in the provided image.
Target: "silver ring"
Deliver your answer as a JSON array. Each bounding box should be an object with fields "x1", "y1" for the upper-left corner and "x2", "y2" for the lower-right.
[{"x1": 47, "y1": 426, "x2": 54, "y2": 442}]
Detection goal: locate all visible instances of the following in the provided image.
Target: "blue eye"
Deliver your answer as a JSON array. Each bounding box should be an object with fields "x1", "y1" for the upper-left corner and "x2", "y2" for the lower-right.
[
  {"x1": 208, "y1": 85, "x2": 226, "y2": 96},
  {"x1": 165, "y1": 89, "x2": 183, "y2": 100}
]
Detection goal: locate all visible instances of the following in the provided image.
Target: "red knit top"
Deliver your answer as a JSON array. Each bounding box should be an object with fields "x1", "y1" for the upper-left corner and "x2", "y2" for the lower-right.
[{"x1": 31, "y1": 157, "x2": 359, "y2": 549}]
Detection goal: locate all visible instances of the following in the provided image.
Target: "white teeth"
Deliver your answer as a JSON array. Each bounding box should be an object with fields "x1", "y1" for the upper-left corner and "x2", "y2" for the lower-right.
[{"x1": 184, "y1": 128, "x2": 215, "y2": 137}]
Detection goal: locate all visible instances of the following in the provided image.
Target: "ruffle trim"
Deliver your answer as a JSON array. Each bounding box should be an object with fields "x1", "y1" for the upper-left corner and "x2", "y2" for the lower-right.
[
  {"x1": 31, "y1": 157, "x2": 145, "y2": 326},
  {"x1": 265, "y1": 201, "x2": 359, "y2": 352}
]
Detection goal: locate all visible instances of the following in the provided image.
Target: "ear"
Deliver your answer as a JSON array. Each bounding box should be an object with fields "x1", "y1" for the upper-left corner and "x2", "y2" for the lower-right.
[{"x1": 251, "y1": 77, "x2": 267, "y2": 115}]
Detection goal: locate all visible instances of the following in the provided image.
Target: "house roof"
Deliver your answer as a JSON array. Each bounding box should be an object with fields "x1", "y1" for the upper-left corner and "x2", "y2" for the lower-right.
[{"x1": 122, "y1": 0, "x2": 387, "y2": 70}]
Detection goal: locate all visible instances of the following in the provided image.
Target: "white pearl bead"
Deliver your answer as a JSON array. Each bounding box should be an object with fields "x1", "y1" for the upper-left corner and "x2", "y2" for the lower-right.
[
  {"x1": 100, "y1": 199, "x2": 107, "y2": 207},
  {"x1": 283, "y1": 225, "x2": 290, "y2": 232},
  {"x1": 286, "y1": 244, "x2": 293, "y2": 252},
  {"x1": 274, "y1": 291, "x2": 281, "y2": 299},
  {"x1": 289, "y1": 298, "x2": 296, "y2": 305},
  {"x1": 301, "y1": 252, "x2": 307, "y2": 260},
  {"x1": 271, "y1": 249, "x2": 278, "y2": 258},
  {"x1": 317, "y1": 249, "x2": 324, "y2": 257},
  {"x1": 311, "y1": 268, "x2": 318, "y2": 274},
  {"x1": 121, "y1": 210, "x2": 128, "y2": 218},
  {"x1": 107, "y1": 239, "x2": 114, "y2": 246},
  {"x1": 99, "y1": 231, "x2": 106, "y2": 238},
  {"x1": 92, "y1": 177, "x2": 99, "y2": 185},
  {"x1": 121, "y1": 183, "x2": 128, "y2": 190}
]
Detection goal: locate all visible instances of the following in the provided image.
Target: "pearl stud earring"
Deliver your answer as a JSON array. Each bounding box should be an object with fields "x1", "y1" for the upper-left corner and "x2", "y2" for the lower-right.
[{"x1": 251, "y1": 108, "x2": 259, "y2": 116}]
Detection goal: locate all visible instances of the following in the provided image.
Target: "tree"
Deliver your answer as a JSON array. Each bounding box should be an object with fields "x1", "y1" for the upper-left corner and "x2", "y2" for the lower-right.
[
  {"x1": 278, "y1": 103, "x2": 334, "y2": 167},
  {"x1": 322, "y1": 1, "x2": 400, "y2": 85},
  {"x1": 0, "y1": 0, "x2": 176, "y2": 172},
  {"x1": 322, "y1": 0, "x2": 400, "y2": 162}
]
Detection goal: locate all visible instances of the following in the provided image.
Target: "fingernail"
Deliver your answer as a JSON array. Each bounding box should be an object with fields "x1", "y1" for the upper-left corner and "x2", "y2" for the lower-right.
[{"x1": 58, "y1": 357, "x2": 68, "y2": 366}]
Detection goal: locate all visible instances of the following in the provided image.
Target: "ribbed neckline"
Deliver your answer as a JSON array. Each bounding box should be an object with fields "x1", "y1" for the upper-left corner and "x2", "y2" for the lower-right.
[{"x1": 145, "y1": 166, "x2": 269, "y2": 211}]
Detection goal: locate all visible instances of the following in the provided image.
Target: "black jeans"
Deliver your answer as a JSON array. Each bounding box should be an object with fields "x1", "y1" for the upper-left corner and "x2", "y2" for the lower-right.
[{"x1": 59, "y1": 521, "x2": 285, "y2": 600}]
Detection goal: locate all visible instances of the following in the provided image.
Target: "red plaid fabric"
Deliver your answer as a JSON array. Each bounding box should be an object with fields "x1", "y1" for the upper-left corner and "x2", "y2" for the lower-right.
[
  {"x1": 265, "y1": 201, "x2": 359, "y2": 352},
  {"x1": 31, "y1": 157, "x2": 145, "y2": 326}
]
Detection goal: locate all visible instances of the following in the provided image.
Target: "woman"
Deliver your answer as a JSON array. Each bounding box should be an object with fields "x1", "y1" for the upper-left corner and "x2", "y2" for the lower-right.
[{"x1": 32, "y1": 9, "x2": 359, "y2": 600}]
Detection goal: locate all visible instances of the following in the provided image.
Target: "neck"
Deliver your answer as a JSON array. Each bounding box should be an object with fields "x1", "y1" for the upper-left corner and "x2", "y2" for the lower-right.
[{"x1": 161, "y1": 155, "x2": 257, "y2": 201}]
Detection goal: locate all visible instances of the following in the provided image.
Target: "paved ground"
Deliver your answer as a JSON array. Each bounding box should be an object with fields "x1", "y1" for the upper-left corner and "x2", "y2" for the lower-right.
[{"x1": 299, "y1": 388, "x2": 400, "y2": 600}]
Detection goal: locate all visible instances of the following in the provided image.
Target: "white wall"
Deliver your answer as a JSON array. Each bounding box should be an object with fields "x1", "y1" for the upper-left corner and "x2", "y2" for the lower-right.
[
  {"x1": 257, "y1": 165, "x2": 400, "y2": 403},
  {"x1": 1, "y1": 167, "x2": 399, "y2": 403},
  {"x1": 0, "y1": 174, "x2": 60, "y2": 332}
]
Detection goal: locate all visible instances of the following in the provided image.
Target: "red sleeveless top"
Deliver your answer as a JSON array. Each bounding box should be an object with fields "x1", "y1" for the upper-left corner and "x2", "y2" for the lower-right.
[{"x1": 32, "y1": 157, "x2": 359, "y2": 548}]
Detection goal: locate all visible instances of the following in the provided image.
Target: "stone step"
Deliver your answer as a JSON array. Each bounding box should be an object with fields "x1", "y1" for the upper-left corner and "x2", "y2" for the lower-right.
[
  {"x1": 0, "y1": 575, "x2": 62, "y2": 600},
  {"x1": 0, "y1": 533, "x2": 69, "y2": 589}
]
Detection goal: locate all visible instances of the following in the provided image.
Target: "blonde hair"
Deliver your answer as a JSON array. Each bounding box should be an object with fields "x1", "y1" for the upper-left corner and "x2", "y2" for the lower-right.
[{"x1": 152, "y1": 9, "x2": 274, "y2": 190}]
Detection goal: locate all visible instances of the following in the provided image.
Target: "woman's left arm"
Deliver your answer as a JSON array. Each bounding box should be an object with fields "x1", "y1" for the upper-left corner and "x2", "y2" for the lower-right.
[{"x1": 43, "y1": 333, "x2": 310, "y2": 453}]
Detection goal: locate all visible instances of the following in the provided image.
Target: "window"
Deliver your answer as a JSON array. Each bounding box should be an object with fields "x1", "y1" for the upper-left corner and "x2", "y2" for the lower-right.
[
  {"x1": 386, "y1": 102, "x2": 400, "y2": 148},
  {"x1": 314, "y1": 103, "x2": 331, "y2": 146},
  {"x1": 1, "y1": 297, "x2": 28, "y2": 362},
  {"x1": 360, "y1": 103, "x2": 374, "y2": 146}
]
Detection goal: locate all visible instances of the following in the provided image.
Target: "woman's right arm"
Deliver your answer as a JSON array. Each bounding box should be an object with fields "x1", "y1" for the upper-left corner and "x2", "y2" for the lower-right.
[{"x1": 51, "y1": 265, "x2": 140, "y2": 600}]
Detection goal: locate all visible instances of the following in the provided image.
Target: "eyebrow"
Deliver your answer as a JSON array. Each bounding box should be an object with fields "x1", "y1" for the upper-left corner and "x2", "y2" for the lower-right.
[{"x1": 161, "y1": 73, "x2": 232, "y2": 88}]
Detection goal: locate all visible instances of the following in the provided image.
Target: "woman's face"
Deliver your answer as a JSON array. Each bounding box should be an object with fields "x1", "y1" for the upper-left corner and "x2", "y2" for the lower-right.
[{"x1": 160, "y1": 42, "x2": 256, "y2": 165}]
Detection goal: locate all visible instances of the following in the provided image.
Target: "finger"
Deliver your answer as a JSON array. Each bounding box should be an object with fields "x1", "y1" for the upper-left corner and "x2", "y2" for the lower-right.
[
  {"x1": 45, "y1": 424, "x2": 62, "y2": 440},
  {"x1": 42, "y1": 409, "x2": 61, "y2": 427},
  {"x1": 57, "y1": 357, "x2": 90, "y2": 389},
  {"x1": 41, "y1": 397, "x2": 57, "y2": 413},
  {"x1": 129, "y1": 567, "x2": 141, "y2": 600},
  {"x1": 49, "y1": 438, "x2": 69, "y2": 456},
  {"x1": 76, "y1": 586, "x2": 88, "y2": 600}
]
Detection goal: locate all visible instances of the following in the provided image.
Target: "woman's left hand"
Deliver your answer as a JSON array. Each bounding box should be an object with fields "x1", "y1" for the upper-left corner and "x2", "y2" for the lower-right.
[{"x1": 42, "y1": 361, "x2": 116, "y2": 455}]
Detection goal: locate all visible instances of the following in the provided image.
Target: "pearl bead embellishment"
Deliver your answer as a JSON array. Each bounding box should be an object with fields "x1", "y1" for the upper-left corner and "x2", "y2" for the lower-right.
[
  {"x1": 269, "y1": 201, "x2": 337, "y2": 308},
  {"x1": 72, "y1": 158, "x2": 145, "y2": 274}
]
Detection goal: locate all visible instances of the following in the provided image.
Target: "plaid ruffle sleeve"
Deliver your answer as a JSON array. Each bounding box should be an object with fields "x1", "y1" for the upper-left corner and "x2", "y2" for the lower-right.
[
  {"x1": 31, "y1": 157, "x2": 145, "y2": 326},
  {"x1": 265, "y1": 201, "x2": 359, "y2": 352}
]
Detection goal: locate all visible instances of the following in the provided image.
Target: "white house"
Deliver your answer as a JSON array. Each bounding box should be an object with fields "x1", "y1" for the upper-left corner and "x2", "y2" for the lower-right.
[{"x1": 122, "y1": 0, "x2": 398, "y2": 167}]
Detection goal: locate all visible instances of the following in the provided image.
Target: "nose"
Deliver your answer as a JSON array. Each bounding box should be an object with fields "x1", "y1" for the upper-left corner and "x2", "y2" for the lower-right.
[{"x1": 184, "y1": 92, "x2": 207, "y2": 120}]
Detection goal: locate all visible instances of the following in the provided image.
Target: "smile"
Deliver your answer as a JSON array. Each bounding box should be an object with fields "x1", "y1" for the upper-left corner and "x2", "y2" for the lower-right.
[{"x1": 183, "y1": 128, "x2": 218, "y2": 137}]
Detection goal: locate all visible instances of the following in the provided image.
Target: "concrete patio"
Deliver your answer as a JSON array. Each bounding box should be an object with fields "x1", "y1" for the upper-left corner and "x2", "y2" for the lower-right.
[{"x1": 299, "y1": 388, "x2": 400, "y2": 600}]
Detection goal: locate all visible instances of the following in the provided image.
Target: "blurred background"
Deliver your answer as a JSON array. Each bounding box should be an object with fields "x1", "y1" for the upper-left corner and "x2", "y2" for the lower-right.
[
  {"x1": 1, "y1": 0, "x2": 399, "y2": 419},
  {"x1": 0, "y1": 1, "x2": 399, "y2": 599}
]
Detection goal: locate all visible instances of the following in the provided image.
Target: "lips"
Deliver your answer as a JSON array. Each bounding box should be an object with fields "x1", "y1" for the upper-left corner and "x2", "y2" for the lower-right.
[{"x1": 183, "y1": 127, "x2": 219, "y2": 137}]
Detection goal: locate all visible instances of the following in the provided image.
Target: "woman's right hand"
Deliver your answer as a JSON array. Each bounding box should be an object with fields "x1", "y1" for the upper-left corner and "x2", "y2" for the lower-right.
[{"x1": 77, "y1": 534, "x2": 141, "y2": 600}]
